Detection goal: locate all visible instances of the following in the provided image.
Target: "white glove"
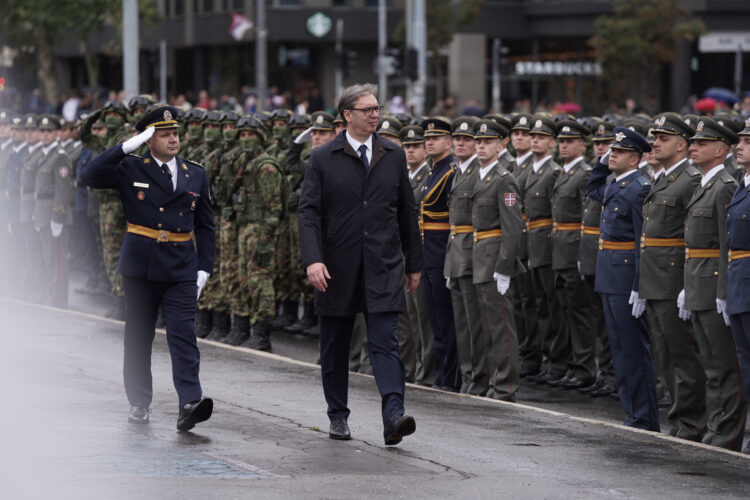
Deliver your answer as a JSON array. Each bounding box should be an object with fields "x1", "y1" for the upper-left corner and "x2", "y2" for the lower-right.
[
  {"x1": 493, "y1": 272, "x2": 511, "y2": 295},
  {"x1": 716, "y1": 298, "x2": 730, "y2": 327},
  {"x1": 601, "y1": 149, "x2": 611, "y2": 166},
  {"x1": 122, "y1": 126, "x2": 155, "y2": 154},
  {"x1": 677, "y1": 289, "x2": 691, "y2": 321},
  {"x1": 294, "y1": 126, "x2": 314, "y2": 144},
  {"x1": 196, "y1": 270, "x2": 209, "y2": 300},
  {"x1": 50, "y1": 221, "x2": 63, "y2": 238},
  {"x1": 629, "y1": 290, "x2": 646, "y2": 318},
  {"x1": 577, "y1": 261, "x2": 585, "y2": 280},
  {"x1": 445, "y1": 276, "x2": 451, "y2": 290}
]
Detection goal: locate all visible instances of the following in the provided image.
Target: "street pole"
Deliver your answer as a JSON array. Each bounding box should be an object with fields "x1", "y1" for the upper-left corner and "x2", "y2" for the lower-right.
[
  {"x1": 335, "y1": 19, "x2": 343, "y2": 99},
  {"x1": 735, "y1": 44, "x2": 743, "y2": 97},
  {"x1": 405, "y1": 0, "x2": 413, "y2": 111},
  {"x1": 378, "y1": 0, "x2": 387, "y2": 106},
  {"x1": 159, "y1": 40, "x2": 167, "y2": 102},
  {"x1": 122, "y1": 0, "x2": 139, "y2": 101},
  {"x1": 492, "y1": 38, "x2": 501, "y2": 113},
  {"x1": 256, "y1": 0, "x2": 267, "y2": 112},
  {"x1": 414, "y1": 0, "x2": 426, "y2": 116}
]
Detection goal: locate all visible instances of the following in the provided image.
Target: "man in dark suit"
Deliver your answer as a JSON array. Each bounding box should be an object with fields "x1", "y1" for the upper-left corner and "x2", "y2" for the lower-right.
[
  {"x1": 587, "y1": 127, "x2": 659, "y2": 431},
  {"x1": 298, "y1": 84, "x2": 423, "y2": 446},
  {"x1": 81, "y1": 105, "x2": 216, "y2": 432}
]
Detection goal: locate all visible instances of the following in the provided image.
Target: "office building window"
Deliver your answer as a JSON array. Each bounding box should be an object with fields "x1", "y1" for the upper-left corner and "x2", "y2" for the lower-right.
[{"x1": 275, "y1": 0, "x2": 301, "y2": 6}]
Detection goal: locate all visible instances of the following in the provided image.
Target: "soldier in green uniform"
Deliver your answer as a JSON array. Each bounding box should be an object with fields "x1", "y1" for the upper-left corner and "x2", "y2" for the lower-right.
[
  {"x1": 128, "y1": 94, "x2": 156, "y2": 124},
  {"x1": 233, "y1": 117, "x2": 285, "y2": 351},
  {"x1": 550, "y1": 120, "x2": 595, "y2": 388},
  {"x1": 0, "y1": 110, "x2": 14, "y2": 289},
  {"x1": 377, "y1": 117, "x2": 402, "y2": 146},
  {"x1": 523, "y1": 116, "x2": 564, "y2": 385},
  {"x1": 396, "y1": 125, "x2": 435, "y2": 385},
  {"x1": 713, "y1": 112, "x2": 744, "y2": 182},
  {"x1": 181, "y1": 108, "x2": 206, "y2": 160},
  {"x1": 203, "y1": 111, "x2": 241, "y2": 342},
  {"x1": 34, "y1": 115, "x2": 74, "y2": 307},
  {"x1": 471, "y1": 119, "x2": 525, "y2": 401},
  {"x1": 444, "y1": 116, "x2": 485, "y2": 395},
  {"x1": 640, "y1": 112, "x2": 704, "y2": 441},
  {"x1": 193, "y1": 110, "x2": 224, "y2": 337},
  {"x1": 507, "y1": 113, "x2": 539, "y2": 377},
  {"x1": 18, "y1": 115, "x2": 45, "y2": 299},
  {"x1": 679, "y1": 118, "x2": 747, "y2": 451}
]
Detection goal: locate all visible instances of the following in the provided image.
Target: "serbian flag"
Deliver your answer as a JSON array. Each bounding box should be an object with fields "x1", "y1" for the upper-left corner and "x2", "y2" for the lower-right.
[{"x1": 229, "y1": 12, "x2": 253, "y2": 41}]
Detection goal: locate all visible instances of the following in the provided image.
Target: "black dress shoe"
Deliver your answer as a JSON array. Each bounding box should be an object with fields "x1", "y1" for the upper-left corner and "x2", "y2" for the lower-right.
[
  {"x1": 384, "y1": 414, "x2": 416, "y2": 446},
  {"x1": 519, "y1": 367, "x2": 542, "y2": 379},
  {"x1": 560, "y1": 377, "x2": 594, "y2": 390},
  {"x1": 177, "y1": 398, "x2": 213, "y2": 431},
  {"x1": 525, "y1": 370, "x2": 548, "y2": 383},
  {"x1": 546, "y1": 375, "x2": 571, "y2": 387},
  {"x1": 329, "y1": 419, "x2": 351, "y2": 440},
  {"x1": 658, "y1": 394, "x2": 673, "y2": 409},
  {"x1": 578, "y1": 379, "x2": 603, "y2": 394},
  {"x1": 590, "y1": 382, "x2": 615, "y2": 398},
  {"x1": 128, "y1": 406, "x2": 150, "y2": 424}
]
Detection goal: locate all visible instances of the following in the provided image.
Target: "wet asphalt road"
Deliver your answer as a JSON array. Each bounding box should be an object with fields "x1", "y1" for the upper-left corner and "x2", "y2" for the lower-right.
[{"x1": 1, "y1": 297, "x2": 749, "y2": 500}]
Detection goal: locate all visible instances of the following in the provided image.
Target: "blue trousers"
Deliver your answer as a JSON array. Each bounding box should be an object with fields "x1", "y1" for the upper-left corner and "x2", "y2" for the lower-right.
[
  {"x1": 422, "y1": 267, "x2": 459, "y2": 388},
  {"x1": 730, "y1": 312, "x2": 750, "y2": 402},
  {"x1": 122, "y1": 275, "x2": 202, "y2": 409},
  {"x1": 320, "y1": 312, "x2": 405, "y2": 426},
  {"x1": 601, "y1": 293, "x2": 660, "y2": 431}
]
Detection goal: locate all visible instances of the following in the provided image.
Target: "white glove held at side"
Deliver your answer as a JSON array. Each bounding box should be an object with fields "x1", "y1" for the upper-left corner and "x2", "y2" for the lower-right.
[
  {"x1": 716, "y1": 298, "x2": 730, "y2": 327},
  {"x1": 445, "y1": 276, "x2": 451, "y2": 290},
  {"x1": 196, "y1": 270, "x2": 209, "y2": 300},
  {"x1": 493, "y1": 272, "x2": 511, "y2": 295},
  {"x1": 629, "y1": 290, "x2": 646, "y2": 318},
  {"x1": 50, "y1": 221, "x2": 63, "y2": 238},
  {"x1": 677, "y1": 289, "x2": 691, "y2": 321},
  {"x1": 122, "y1": 126, "x2": 155, "y2": 154}
]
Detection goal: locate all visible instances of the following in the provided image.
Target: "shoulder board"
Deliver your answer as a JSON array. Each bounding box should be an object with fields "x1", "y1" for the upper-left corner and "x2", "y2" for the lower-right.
[
  {"x1": 58, "y1": 148, "x2": 66, "y2": 155},
  {"x1": 723, "y1": 172, "x2": 737, "y2": 184},
  {"x1": 502, "y1": 170, "x2": 509, "y2": 176},
  {"x1": 449, "y1": 161, "x2": 459, "y2": 170},
  {"x1": 637, "y1": 177, "x2": 651, "y2": 186},
  {"x1": 184, "y1": 159, "x2": 204, "y2": 169},
  {"x1": 582, "y1": 164, "x2": 592, "y2": 171},
  {"x1": 127, "y1": 153, "x2": 143, "y2": 159},
  {"x1": 552, "y1": 164, "x2": 562, "y2": 171},
  {"x1": 686, "y1": 166, "x2": 701, "y2": 177}
]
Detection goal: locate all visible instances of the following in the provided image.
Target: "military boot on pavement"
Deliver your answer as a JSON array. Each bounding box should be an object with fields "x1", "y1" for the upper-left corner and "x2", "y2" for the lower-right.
[
  {"x1": 205, "y1": 311, "x2": 231, "y2": 342},
  {"x1": 243, "y1": 321, "x2": 272, "y2": 352}
]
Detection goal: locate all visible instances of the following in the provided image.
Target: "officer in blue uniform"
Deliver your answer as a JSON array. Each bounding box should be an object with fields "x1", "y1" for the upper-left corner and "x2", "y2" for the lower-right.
[
  {"x1": 419, "y1": 117, "x2": 459, "y2": 391},
  {"x1": 81, "y1": 105, "x2": 216, "y2": 432},
  {"x1": 726, "y1": 117, "x2": 750, "y2": 453},
  {"x1": 587, "y1": 127, "x2": 659, "y2": 431}
]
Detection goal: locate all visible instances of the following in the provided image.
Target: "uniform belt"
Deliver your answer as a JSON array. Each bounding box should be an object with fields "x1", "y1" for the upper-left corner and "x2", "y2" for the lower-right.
[
  {"x1": 527, "y1": 218, "x2": 553, "y2": 230},
  {"x1": 729, "y1": 250, "x2": 750, "y2": 262},
  {"x1": 34, "y1": 192, "x2": 53, "y2": 200},
  {"x1": 553, "y1": 222, "x2": 581, "y2": 231},
  {"x1": 127, "y1": 223, "x2": 192, "y2": 243},
  {"x1": 685, "y1": 248, "x2": 720, "y2": 259},
  {"x1": 422, "y1": 222, "x2": 450, "y2": 231},
  {"x1": 450, "y1": 224, "x2": 473, "y2": 236},
  {"x1": 599, "y1": 238, "x2": 636, "y2": 251},
  {"x1": 640, "y1": 236, "x2": 685, "y2": 248},
  {"x1": 581, "y1": 225, "x2": 600, "y2": 236},
  {"x1": 473, "y1": 229, "x2": 503, "y2": 244}
]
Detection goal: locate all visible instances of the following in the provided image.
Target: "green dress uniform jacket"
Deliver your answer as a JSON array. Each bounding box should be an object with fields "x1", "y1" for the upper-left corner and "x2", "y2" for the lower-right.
[
  {"x1": 639, "y1": 159, "x2": 702, "y2": 299},
  {"x1": 18, "y1": 143, "x2": 44, "y2": 224},
  {"x1": 523, "y1": 157, "x2": 562, "y2": 269},
  {"x1": 33, "y1": 145, "x2": 74, "y2": 228},
  {"x1": 444, "y1": 157, "x2": 480, "y2": 279},
  {"x1": 551, "y1": 160, "x2": 590, "y2": 271},
  {"x1": 683, "y1": 168, "x2": 737, "y2": 310}
]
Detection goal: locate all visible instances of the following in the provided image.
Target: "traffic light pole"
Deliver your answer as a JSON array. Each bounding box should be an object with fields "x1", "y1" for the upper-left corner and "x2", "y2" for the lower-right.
[
  {"x1": 378, "y1": 0, "x2": 387, "y2": 106},
  {"x1": 492, "y1": 38, "x2": 501, "y2": 113},
  {"x1": 335, "y1": 19, "x2": 343, "y2": 99},
  {"x1": 122, "y1": 0, "x2": 139, "y2": 101},
  {"x1": 256, "y1": 0, "x2": 267, "y2": 112},
  {"x1": 414, "y1": 0, "x2": 426, "y2": 116}
]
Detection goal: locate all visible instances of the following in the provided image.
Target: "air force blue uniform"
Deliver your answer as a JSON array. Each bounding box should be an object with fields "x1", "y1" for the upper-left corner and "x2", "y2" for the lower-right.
[
  {"x1": 81, "y1": 140, "x2": 215, "y2": 409},
  {"x1": 587, "y1": 129, "x2": 659, "y2": 431}
]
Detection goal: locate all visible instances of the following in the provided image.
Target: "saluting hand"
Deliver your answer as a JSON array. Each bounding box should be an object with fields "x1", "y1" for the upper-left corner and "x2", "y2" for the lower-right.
[{"x1": 307, "y1": 262, "x2": 331, "y2": 292}]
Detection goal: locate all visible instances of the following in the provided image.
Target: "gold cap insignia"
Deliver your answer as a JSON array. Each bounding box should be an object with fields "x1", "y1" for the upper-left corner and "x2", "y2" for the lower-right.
[
  {"x1": 480, "y1": 123, "x2": 488, "y2": 133},
  {"x1": 718, "y1": 120, "x2": 724, "y2": 127},
  {"x1": 382, "y1": 120, "x2": 390, "y2": 130},
  {"x1": 459, "y1": 122, "x2": 468, "y2": 130},
  {"x1": 656, "y1": 116, "x2": 666, "y2": 126},
  {"x1": 316, "y1": 115, "x2": 324, "y2": 123},
  {"x1": 427, "y1": 122, "x2": 435, "y2": 130},
  {"x1": 597, "y1": 124, "x2": 605, "y2": 134},
  {"x1": 534, "y1": 119, "x2": 542, "y2": 128},
  {"x1": 26, "y1": 117, "x2": 33, "y2": 125},
  {"x1": 684, "y1": 118, "x2": 691, "y2": 125},
  {"x1": 745, "y1": 117, "x2": 750, "y2": 128},
  {"x1": 628, "y1": 126, "x2": 635, "y2": 132},
  {"x1": 615, "y1": 132, "x2": 626, "y2": 142},
  {"x1": 41, "y1": 117, "x2": 49, "y2": 125},
  {"x1": 163, "y1": 110, "x2": 173, "y2": 121},
  {"x1": 407, "y1": 129, "x2": 415, "y2": 138},
  {"x1": 0, "y1": 112, "x2": 5, "y2": 119},
  {"x1": 697, "y1": 121, "x2": 705, "y2": 131},
  {"x1": 12, "y1": 117, "x2": 21, "y2": 125},
  {"x1": 519, "y1": 117, "x2": 527, "y2": 125},
  {"x1": 562, "y1": 126, "x2": 570, "y2": 133}
]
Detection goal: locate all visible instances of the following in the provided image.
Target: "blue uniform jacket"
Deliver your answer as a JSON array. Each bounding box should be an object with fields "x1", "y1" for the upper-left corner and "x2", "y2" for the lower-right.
[
  {"x1": 74, "y1": 147, "x2": 94, "y2": 213},
  {"x1": 419, "y1": 154, "x2": 455, "y2": 269},
  {"x1": 726, "y1": 182, "x2": 750, "y2": 315},
  {"x1": 587, "y1": 160, "x2": 651, "y2": 295},
  {"x1": 80, "y1": 144, "x2": 215, "y2": 282}
]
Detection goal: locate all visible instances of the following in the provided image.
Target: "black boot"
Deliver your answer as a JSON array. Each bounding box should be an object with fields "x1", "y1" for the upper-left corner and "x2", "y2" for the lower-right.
[
  {"x1": 194, "y1": 309, "x2": 213, "y2": 338},
  {"x1": 243, "y1": 321, "x2": 272, "y2": 352},
  {"x1": 271, "y1": 300, "x2": 298, "y2": 329},
  {"x1": 284, "y1": 302, "x2": 316, "y2": 333},
  {"x1": 226, "y1": 315, "x2": 251, "y2": 346},
  {"x1": 205, "y1": 311, "x2": 231, "y2": 341}
]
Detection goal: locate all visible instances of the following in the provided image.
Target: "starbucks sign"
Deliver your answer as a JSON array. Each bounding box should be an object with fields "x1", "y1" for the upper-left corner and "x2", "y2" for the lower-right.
[{"x1": 307, "y1": 12, "x2": 332, "y2": 38}]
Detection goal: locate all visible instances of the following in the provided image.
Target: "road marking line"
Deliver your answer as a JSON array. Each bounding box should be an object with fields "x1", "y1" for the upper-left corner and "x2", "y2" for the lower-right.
[{"x1": 7, "y1": 297, "x2": 748, "y2": 460}]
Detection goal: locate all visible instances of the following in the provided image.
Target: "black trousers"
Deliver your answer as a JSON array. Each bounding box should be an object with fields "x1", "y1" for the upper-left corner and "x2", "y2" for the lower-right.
[
  {"x1": 422, "y1": 267, "x2": 459, "y2": 389},
  {"x1": 320, "y1": 311, "x2": 404, "y2": 426},
  {"x1": 122, "y1": 275, "x2": 202, "y2": 409}
]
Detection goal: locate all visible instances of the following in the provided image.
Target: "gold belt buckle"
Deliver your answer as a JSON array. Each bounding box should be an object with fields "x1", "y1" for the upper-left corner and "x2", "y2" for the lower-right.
[
  {"x1": 472, "y1": 231, "x2": 478, "y2": 245},
  {"x1": 158, "y1": 230, "x2": 170, "y2": 242}
]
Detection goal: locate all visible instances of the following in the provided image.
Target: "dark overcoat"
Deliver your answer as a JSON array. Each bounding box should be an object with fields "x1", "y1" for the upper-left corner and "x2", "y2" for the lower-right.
[{"x1": 297, "y1": 131, "x2": 423, "y2": 316}]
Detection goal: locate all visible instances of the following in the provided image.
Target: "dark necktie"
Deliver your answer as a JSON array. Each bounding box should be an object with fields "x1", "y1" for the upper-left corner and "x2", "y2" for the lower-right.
[
  {"x1": 358, "y1": 144, "x2": 369, "y2": 172},
  {"x1": 160, "y1": 163, "x2": 173, "y2": 191}
]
